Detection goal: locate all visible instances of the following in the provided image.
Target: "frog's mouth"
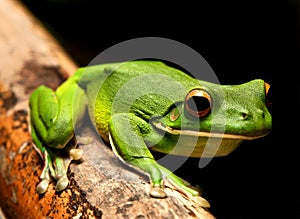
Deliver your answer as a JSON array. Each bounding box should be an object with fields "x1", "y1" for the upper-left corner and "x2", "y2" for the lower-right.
[{"x1": 153, "y1": 122, "x2": 270, "y2": 140}]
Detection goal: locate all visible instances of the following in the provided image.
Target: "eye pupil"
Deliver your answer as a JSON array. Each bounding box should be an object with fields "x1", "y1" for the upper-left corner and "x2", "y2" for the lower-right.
[{"x1": 187, "y1": 96, "x2": 210, "y2": 112}]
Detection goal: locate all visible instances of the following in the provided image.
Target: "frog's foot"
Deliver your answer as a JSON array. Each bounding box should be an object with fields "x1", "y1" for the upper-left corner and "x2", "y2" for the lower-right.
[
  {"x1": 52, "y1": 152, "x2": 70, "y2": 192},
  {"x1": 159, "y1": 166, "x2": 210, "y2": 208},
  {"x1": 36, "y1": 144, "x2": 83, "y2": 194},
  {"x1": 36, "y1": 151, "x2": 55, "y2": 194},
  {"x1": 54, "y1": 144, "x2": 83, "y2": 192}
]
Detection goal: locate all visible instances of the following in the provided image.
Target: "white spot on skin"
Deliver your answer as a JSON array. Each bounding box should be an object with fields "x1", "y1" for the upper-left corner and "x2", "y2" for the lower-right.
[{"x1": 18, "y1": 141, "x2": 29, "y2": 154}]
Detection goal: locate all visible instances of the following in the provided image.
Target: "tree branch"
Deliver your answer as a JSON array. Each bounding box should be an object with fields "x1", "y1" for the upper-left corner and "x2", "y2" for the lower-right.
[{"x1": 0, "y1": 0, "x2": 215, "y2": 218}]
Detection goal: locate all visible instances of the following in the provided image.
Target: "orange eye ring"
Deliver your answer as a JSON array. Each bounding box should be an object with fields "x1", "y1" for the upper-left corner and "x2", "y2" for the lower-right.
[{"x1": 185, "y1": 89, "x2": 212, "y2": 118}]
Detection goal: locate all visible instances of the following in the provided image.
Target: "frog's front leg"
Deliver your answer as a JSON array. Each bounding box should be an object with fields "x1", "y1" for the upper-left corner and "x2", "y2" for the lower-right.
[
  {"x1": 108, "y1": 113, "x2": 210, "y2": 207},
  {"x1": 29, "y1": 82, "x2": 86, "y2": 194},
  {"x1": 108, "y1": 113, "x2": 167, "y2": 197}
]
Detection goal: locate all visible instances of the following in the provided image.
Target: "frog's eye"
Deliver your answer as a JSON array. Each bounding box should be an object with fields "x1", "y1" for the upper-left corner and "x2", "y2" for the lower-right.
[
  {"x1": 185, "y1": 89, "x2": 212, "y2": 118},
  {"x1": 264, "y1": 82, "x2": 272, "y2": 107}
]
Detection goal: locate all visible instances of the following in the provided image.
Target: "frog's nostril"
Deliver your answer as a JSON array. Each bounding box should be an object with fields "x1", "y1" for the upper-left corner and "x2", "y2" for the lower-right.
[
  {"x1": 242, "y1": 112, "x2": 248, "y2": 119},
  {"x1": 257, "y1": 109, "x2": 265, "y2": 119}
]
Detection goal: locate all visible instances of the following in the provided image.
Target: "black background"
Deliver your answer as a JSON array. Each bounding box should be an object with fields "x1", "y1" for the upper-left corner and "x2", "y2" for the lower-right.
[{"x1": 21, "y1": 0, "x2": 299, "y2": 218}]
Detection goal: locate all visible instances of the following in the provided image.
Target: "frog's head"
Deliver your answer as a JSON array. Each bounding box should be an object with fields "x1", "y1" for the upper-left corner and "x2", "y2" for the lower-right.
[{"x1": 153, "y1": 79, "x2": 272, "y2": 157}]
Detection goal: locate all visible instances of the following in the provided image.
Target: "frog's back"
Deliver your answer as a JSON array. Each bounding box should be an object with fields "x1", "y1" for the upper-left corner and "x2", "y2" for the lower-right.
[{"x1": 80, "y1": 61, "x2": 197, "y2": 140}]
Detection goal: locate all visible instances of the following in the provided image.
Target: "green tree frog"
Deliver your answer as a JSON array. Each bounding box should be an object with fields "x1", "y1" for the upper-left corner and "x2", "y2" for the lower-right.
[{"x1": 29, "y1": 61, "x2": 271, "y2": 207}]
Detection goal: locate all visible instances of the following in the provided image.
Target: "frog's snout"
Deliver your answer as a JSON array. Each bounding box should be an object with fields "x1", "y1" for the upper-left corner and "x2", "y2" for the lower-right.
[
  {"x1": 252, "y1": 109, "x2": 272, "y2": 135},
  {"x1": 231, "y1": 107, "x2": 272, "y2": 137}
]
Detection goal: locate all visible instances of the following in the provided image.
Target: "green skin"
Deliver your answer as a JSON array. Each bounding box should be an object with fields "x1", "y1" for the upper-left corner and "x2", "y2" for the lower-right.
[{"x1": 29, "y1": 61, "x2": 272, "y2": 206}]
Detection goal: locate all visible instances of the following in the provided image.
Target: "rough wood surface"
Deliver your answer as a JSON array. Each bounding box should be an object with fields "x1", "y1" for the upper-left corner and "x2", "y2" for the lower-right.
[{"x1": 0, "y1": 0, "x2": 215, "y2": 218}]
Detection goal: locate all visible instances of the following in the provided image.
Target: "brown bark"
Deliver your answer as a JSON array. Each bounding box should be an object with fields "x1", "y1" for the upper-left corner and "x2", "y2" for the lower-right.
[{"x1": 0, "y1": 0, "x2": 215, "y2": 218}]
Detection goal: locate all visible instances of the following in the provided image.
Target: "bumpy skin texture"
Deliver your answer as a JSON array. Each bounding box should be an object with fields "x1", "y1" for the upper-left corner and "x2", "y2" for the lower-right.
[{"x1": 29, "y1": 61, "x2": 272, "y2": 206}]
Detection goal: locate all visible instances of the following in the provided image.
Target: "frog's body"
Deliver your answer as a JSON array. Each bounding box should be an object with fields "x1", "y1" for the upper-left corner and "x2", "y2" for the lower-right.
[{"x1": 29, "y1": 61, "x2": 272, "y2": 206}]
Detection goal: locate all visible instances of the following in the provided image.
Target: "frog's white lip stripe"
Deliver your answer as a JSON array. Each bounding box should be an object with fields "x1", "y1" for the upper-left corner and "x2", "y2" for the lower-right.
[{"x1": 153, "y1": 122, "x2": 269, "y2": 140}]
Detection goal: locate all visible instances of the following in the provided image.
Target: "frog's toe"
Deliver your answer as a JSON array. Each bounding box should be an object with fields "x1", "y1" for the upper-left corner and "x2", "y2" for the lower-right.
[
  {"x1": 36, "y1": 178, "x2": 50, "y2": 194},
  {"x1": 49, "y1": 152, "x2": 71, "y2": 192},
  {"x1": 55, "y1": 175, "x2": 69, "y2": 192},
  {"x1": 76, "y1": 135, "x2": 93, "y2": 145},
  {"x1": 69, "y1": 148, "x2": 83, "y2": 160},
  {"x1": 150, "y1": 183, "x2": 167, "y2": 198},
  {"x1": 192, "y1": 196, "x2": 210, "y2": 208},
  {"x1": 36, "y1": 151, "x2": 54, "y2": 194}
]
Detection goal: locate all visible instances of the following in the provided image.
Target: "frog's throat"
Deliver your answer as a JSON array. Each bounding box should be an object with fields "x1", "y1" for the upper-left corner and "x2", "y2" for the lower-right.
[{"x1": 153, "y1": 122, "x2": 269, "y2": 140}]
